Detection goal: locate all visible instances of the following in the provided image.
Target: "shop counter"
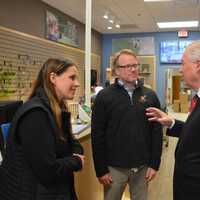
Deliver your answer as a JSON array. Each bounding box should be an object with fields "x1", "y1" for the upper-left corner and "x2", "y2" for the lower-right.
[
  {"x1": 74, "y1": 124, "x2": 103, "y2": 200},
  {"x1": 72, "y1": 123, "x2": 91, "y2": 139}
]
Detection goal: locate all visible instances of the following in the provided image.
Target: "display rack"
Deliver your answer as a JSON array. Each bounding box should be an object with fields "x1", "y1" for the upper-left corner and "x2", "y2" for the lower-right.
[
  {"x1": 0, "y1": 26, "x2": 101, "y2": 102},
  {"x1": 138, "y1": 55, "x2": 156, "y2": 90}
]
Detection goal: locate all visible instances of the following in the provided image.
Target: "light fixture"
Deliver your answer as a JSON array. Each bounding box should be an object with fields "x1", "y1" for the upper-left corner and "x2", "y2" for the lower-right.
[
  {"x1": 103, "y1": 14, "x2": 108, "y2": 19},
  {"x1": 103, "y1": 11, "x2": 120, "y2": 29},
  {"x1": 115, "y1": 24, "x2": 120, "y2": 28},
  {"x1": 157, "y1": 21, "x2": 199, "y2": 28},
  {"x1": 144, "y1": 0, "x2": 173, "y2": 2}
]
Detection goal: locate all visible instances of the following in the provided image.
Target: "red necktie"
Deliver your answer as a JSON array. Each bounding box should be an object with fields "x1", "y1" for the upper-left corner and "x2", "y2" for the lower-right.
[{"x1": 189, "y1": 95, "x2": 198, "y2": 113}]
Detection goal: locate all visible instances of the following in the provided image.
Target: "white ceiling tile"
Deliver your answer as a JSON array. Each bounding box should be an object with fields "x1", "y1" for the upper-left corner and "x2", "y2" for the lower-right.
[{"x1": 42, "y1": 0, "x2": 200, "y2": 33}]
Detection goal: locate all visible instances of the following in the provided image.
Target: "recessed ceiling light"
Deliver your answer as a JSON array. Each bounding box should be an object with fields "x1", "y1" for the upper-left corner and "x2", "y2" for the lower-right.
[
  {"x1": 103, "y1": 14, "x2": 108, "y2": 19},
  {"x1": 115, "y1": 24, "x2": 120, "y2": 28},
  {"x1": 157, "y1": 21, "x2": 199, "y2": 28},
  {"x1": 107, "y1": 26, "x2": 112, "y2": 30},
  {"x1": 144, "y1": 0, "x2": 173, "y2": 2},
  {"x1": 109, "y1": 19, "x2": 114, "y2": 24}
]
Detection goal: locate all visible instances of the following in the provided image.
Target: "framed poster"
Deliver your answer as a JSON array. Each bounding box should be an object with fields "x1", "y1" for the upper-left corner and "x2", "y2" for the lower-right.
[
  {"x1": 112, "y1": 37, "x2": 155, "y2": 55},
  {"x1": 46, "y1": 10, "x2": 79, "y2": 47}
]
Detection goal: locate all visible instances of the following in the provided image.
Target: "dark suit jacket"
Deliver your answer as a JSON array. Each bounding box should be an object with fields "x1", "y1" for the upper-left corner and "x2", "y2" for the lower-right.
[{"x1": 167, "y1": 98, "x2": 200, "y2": 199}]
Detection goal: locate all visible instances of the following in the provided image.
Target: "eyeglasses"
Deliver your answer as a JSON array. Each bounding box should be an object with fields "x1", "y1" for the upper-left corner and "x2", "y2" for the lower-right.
[{"x1": 118, "y1": 64, "x2": 141, "y2": 70}]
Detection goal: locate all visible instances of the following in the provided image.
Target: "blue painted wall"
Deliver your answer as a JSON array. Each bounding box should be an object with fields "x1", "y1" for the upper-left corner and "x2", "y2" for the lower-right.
[{"x1": 102, "y1": 31, "x2": 200, "y2": 107}]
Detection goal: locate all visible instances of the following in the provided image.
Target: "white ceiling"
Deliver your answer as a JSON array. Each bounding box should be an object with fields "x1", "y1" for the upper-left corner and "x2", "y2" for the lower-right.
[{"x1": 42, "y1": 0, "x2": 200, "y2": 33}]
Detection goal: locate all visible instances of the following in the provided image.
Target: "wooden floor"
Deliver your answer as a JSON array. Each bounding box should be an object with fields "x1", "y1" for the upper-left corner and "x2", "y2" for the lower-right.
[{"x1": 148, "y1": 137, "x2": 177, "y2": 200}]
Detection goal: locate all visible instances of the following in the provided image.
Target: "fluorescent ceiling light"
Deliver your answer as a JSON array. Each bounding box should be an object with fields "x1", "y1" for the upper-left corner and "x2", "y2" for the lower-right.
[
  {"x1": 144, "y1": 0, "x2": 173, "y2": 2},
  {"x1": 157, "y1": 21, "x2": 199, "y2": 28},
  {"x1": 107, "y1": 26, "x2": 112, "y2": 30}
]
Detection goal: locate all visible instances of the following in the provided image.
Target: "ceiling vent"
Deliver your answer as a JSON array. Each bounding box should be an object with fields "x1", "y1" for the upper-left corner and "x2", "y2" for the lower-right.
[{"x1": 120, "y1": 24, "x2": 139, "y2": 29}]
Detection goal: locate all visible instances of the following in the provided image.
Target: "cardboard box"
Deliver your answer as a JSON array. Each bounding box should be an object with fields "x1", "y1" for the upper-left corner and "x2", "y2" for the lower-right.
[
  {"x1": 173, "y1": 100, "x2": 180, "y2": 112},
  {"x1": 180, "y1": 103, "x2": 189, "y2": 113},
  {"x1": 180, "y1": 92, "x2": 188, "y2": 104}
]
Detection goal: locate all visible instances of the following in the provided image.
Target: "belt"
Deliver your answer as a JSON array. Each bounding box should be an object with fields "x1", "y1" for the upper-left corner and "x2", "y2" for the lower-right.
[{"x1": 131, "y1": 165, "x2": 145, "y2": 173}]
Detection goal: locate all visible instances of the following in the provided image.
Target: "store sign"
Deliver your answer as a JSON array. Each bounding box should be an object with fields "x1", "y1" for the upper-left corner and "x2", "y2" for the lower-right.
[{"x1": 178, "y1": 30, "x2": 188, "y2": 38}]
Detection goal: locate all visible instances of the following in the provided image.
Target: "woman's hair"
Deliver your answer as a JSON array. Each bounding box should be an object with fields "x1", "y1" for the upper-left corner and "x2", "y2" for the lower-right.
[{"x1": 29, "y1": 58, "x2": 76, "y2": 139}]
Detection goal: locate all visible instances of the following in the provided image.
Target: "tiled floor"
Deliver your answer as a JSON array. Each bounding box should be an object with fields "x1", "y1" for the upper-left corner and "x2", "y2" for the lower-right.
[{"x1": 123, "y1": 109, "x2": 188, "y2": 200}]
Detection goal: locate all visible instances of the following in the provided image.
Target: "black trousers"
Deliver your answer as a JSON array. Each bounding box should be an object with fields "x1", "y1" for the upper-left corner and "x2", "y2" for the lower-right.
[
  {"x1": 173, "y1": 168, "x2": 200, "y2": 200},
  {"x1": 0, "y1": 129, "x2": 5, "y2": 159}
]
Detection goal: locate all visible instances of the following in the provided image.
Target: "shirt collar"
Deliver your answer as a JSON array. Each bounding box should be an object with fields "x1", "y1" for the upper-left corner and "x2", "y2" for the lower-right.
[{"x1": 118, "y1": 79, "x2": 137, "y2": 90}]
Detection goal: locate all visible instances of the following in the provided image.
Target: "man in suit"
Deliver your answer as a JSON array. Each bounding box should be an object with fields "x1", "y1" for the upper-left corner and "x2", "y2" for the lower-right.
[{"x1": 146, "y1": 40, "x2": 200, "y2": 200}]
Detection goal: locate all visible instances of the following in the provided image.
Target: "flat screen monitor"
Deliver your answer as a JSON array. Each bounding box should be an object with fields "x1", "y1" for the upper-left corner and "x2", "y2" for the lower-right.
[
  {"x1": 0, "y1": 101, "x2": 23, "y2": 156},
  {"x1": 0, "y1": 101, "x2": 23, "y2": 124},
  {"x1": 160, "y1": 40, "x2": 192, "y2": 64}
]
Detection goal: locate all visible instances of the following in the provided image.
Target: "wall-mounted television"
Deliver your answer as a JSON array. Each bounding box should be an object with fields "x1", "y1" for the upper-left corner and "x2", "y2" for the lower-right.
[{"x1": 160, "y1": 40, "x2": 193, "y2": 64}]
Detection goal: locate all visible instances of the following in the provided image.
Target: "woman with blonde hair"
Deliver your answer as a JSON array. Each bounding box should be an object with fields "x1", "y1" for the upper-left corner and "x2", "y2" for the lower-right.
[{"x1": 0, "y1": 58, "x2": 84, "y2": 200}]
